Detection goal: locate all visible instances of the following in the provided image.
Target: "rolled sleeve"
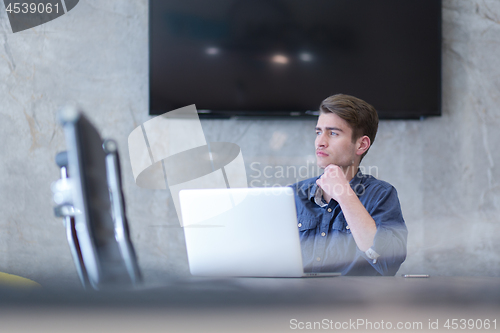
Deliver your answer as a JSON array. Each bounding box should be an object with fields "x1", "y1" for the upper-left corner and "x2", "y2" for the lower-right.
[{"x1": 361, "y1": 186, "x2": 408, "y2": 275}]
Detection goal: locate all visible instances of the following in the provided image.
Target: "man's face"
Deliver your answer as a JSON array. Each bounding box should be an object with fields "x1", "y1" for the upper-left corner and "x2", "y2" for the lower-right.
[{"x1": 315, "y1": 112, "x2": 358, "y2": 170}]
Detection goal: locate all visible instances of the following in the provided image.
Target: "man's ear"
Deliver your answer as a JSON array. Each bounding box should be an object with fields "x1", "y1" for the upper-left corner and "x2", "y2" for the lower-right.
[{"x1": 356, "y1": 136, "x2": 371, "y2": 156}]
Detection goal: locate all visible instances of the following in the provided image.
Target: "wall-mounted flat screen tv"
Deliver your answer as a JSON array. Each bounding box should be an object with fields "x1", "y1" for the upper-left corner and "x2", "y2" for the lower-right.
[{"x1": 150, "y1": 0, "x2": 442, "y2": 119}]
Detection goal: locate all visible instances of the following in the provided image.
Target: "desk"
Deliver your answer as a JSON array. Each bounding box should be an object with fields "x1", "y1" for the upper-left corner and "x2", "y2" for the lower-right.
[{"x1": 0, "y1": 276, "x2": 499, "y2": 332}]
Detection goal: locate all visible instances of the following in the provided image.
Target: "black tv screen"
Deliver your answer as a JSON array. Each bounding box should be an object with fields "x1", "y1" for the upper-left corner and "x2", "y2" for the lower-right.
[{"x1": 150, "y1": 0, "x2": 442, "y2": 119}]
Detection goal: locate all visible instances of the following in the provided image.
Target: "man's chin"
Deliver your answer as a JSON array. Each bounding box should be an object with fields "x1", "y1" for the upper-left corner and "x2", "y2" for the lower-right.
[
  {"x1": 316, "y1": 160, "x2": 328, "y2": 170},
  {"x1": 317, "y1": 161, "x2": 346, "y2": 170}
]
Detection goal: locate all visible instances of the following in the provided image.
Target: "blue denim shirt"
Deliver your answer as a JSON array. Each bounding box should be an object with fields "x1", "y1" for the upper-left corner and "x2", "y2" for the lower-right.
[{"x1": 290, "y1": 170, "x2": 407, "y2": 276}]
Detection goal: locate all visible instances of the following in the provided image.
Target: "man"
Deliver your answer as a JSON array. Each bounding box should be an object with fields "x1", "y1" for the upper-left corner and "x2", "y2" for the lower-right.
[{"x1": 292, "y1": 94, "x2": 407, "y2": 276}]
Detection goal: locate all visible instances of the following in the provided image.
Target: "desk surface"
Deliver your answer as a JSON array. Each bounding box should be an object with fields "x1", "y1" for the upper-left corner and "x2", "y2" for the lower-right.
[{"x1": 1, "y1": 276, "x2": 499, "y2": 332}]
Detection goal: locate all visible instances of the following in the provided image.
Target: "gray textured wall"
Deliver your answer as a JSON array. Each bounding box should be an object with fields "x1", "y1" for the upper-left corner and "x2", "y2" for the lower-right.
[{"x1": 0, "y1": 0, "x2": 499, "y2": 288}]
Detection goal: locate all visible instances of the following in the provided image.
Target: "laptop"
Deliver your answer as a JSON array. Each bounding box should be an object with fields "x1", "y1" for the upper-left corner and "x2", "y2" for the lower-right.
[{"x1": 179, "y1": 187, "x2": 340, "y2": 278}]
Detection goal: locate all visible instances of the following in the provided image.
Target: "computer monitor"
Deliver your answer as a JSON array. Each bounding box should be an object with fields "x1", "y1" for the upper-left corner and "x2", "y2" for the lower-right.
[
  {"x1": 54, "y1": 107, "x2": 142, "y2": 290},
  {"x1": 103, "y1": 139, "x2": 142, "y2": 286}
]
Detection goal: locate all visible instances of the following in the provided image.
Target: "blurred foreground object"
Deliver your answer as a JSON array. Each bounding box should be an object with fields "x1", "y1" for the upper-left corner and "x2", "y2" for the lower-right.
[
  {"x1": 0, "y1": 272, "x2": 40, "y2": 289},
  {"x1": 52, "y1": 107, "x2": 142, "y2": 290}
]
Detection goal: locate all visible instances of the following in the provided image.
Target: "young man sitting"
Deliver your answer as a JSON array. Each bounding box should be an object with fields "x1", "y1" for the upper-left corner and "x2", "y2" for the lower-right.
[{"x1": 292, "y1": 94, "x2": 407, "y2": 276}]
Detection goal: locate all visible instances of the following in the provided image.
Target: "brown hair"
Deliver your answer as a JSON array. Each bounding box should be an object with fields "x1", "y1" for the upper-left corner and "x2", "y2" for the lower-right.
[{"x1": 319, "y1": 94, "x2": 379, "y2": 159}]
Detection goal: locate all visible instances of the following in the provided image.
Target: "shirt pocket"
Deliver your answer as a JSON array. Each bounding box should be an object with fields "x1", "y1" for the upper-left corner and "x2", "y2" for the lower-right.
[
  {"x1": 297, "y1": 215, "x2": 320, "y2": 233},
  {"x1": 331, "y1": 213, "x2": 351, "y2": 234}
]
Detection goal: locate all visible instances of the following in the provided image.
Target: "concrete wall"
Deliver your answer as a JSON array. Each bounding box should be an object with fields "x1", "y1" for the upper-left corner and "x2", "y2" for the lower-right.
[{"x1": 0, "y1": 0, "x2": 499, "y2": 287}]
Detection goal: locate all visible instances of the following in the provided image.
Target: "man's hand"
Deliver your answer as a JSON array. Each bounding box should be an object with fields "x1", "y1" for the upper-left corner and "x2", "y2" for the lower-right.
[
  {"x1": 316, "y1": 164, "x2": 354, "y2": 202},
  {"x1": 317, "y1": 164, "x2": 377, "y2": 252}
]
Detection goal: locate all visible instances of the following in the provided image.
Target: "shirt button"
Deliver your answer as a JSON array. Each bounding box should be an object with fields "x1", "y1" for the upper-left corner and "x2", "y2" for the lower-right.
[
  {"x1": 346, "y1": 225, "x2": 350, "y2": 230},
  {"x1": 321, "y1": 232, "x2": 326, "y2": 237},
  {"x1": 327, "y1": 208, "x2": 332, "y2": 212},
  {"x1": 298, "y1": 223, "x2": 302, "y2": 227},
  {"x1": 316, "y1": 257, "x2": 321, "y2": 262}
]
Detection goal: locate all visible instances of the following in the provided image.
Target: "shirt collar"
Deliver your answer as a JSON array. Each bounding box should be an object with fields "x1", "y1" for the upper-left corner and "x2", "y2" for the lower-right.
[
  {"x1": 349, "y1": 168, "x2": 366, "y2": 196},
  {"x1": 309, "y1": 168, "x2": 366, "y2": 206}
]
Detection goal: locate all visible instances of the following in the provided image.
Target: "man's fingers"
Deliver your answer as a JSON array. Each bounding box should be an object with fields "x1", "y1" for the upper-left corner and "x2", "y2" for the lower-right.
[
  {"x1": 324, "y1": 164, "x2": 335, "y2": 172},
  {"x1": 324, "y1": 164, "x2": 342, "y2": 177}
]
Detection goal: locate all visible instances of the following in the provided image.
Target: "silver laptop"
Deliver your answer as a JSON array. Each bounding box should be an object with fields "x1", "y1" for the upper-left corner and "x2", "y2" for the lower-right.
[{"x1": 179, "y1": 187, "x2": 340, "y2": 278}]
